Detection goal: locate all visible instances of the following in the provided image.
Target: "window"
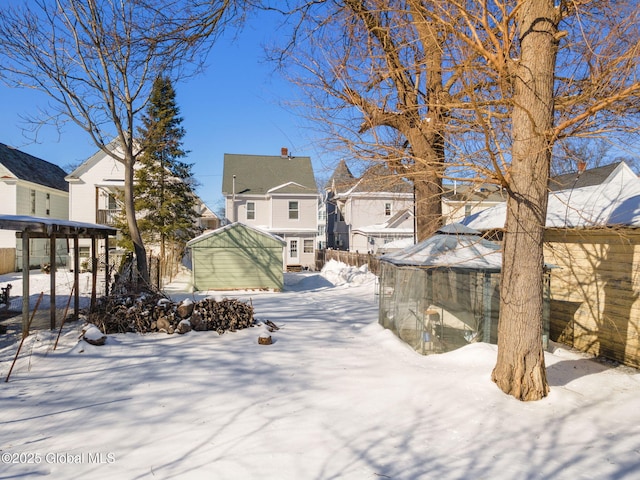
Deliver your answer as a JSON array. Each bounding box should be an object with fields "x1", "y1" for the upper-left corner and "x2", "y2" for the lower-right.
[
  {"x1": 46, "y1": 193, "x2": 51, "y2": 216},
  {"x1": 464, "y1": 204, "x2": 472, "y2": 217},
  {"x1": 289, "y1": 201, "x2": 299, "y2": 220},
  {"x1": 30, "y1": 190, "x2": 36, "y2": 215},
  {"x1": 384, "y1": 202, "x2": 392, "y2": 216},
  {"x1": 246, "y1": 202, "x2": 255, "y2": 220},
  {"x1": 303, "y1": 239, "x2": 314, "y2": 254},
  {"x1": 108, "y1": 194, "x2": 118, "y2": 210},
  {"x1": 289, "y1": 240, "x2": 298, "y2": 258}
]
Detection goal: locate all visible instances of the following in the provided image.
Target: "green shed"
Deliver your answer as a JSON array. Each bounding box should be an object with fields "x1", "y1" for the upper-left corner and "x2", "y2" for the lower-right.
[{"x1": 186, "y1": 223, "x2": 285, "y2": 291}]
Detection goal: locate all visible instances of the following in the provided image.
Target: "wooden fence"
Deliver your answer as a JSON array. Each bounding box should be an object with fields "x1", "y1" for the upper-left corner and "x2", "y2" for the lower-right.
[
  {"x1": 0, "y1": 248, "x2": 16, "y2": 275},
  {"x1": 315, "y1": 249, "x2": 381, "y2": 275}
]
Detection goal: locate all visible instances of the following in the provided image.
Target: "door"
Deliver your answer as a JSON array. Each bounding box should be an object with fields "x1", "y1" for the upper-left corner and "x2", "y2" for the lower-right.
[{"x1": 287, "y1": 238, "x2": 299, "y2": 266}]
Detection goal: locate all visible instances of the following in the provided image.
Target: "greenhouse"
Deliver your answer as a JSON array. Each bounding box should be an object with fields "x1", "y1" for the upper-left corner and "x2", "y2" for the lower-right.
[{"x1": 378, "y1": 224, "x2": 550, "y2": 355}]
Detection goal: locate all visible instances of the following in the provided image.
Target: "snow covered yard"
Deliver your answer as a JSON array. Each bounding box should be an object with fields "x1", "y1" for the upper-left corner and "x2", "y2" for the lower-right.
[{"x1": 1, "y1": 261, "x2": 640, "y2": 479}]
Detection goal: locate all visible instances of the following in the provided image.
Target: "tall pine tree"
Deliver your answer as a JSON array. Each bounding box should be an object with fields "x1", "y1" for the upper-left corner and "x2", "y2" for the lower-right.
[{"x1": 120, "y1": 76, "x2": 200, "y2": 278}]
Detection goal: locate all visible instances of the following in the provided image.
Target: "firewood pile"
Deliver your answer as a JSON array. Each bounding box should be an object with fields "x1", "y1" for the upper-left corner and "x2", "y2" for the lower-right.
[{"x1": 85, "y1": 291, "x2": 255, "y2": 335}]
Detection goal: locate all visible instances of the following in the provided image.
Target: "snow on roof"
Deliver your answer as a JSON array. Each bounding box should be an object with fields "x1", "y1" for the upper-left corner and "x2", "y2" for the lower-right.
[
  {"x1": 381, "y1": 231, "x2": 502, "y2": 271},
  {"x1": 0, "y1": 214, "x2": 117, "y2": 237},
  {"x1": 437, "y1": 223, "x2": 481, "y2": 235},
  {"x1": 353, "y1": 225, "x2": 414, "y2": 235},
  {"x1": 462, "y1": 162, "x2": 640, "y2": 230},
  {"x1": 186, "y1": 222, "x2": 285, "y2": 246}
]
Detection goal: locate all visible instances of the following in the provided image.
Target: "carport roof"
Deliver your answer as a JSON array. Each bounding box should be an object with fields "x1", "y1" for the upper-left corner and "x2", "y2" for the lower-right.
[{"x1": 0, "y1": 214, "x2": 117, "y2": 238}]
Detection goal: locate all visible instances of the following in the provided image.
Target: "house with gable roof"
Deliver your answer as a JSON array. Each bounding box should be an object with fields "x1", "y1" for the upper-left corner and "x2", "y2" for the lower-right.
[
  {"x1": 222, "y1": 148, "x2": 319, "y2": 270},
  {"x1": 0, "y1": 142, "x2": 70, "y2": 272},
  {"x1": 323, "y1": 161, "x2": 509, "y2": 253},
  {"x1": 325, "y1": 162, "x2": 415, "y2": 253},
  {"x1": 462, "y1": 160, "x2": 640, "y2": 369},
  {"x1": 65, "y1": 140, "x2": 219, "y2": 265}
]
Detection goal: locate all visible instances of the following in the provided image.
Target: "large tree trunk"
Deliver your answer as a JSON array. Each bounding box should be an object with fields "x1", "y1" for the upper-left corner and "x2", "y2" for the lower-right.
[
  {"x1": 409, "y1": 129, "x2": 443, "y2": 242},
  {"x1": 492, "y1": 0, "x2": 559, "y2": 401}
]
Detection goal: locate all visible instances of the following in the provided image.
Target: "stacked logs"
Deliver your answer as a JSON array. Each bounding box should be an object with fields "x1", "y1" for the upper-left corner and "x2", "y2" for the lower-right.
[{"x1": 86, "y1": 291, "x2": 254, "y2": 335}]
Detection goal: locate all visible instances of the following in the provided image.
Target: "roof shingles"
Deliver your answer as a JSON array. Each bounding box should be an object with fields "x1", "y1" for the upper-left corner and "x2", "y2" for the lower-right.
[
  {"x1": 222, "y1": 153, "x2": 317, "y2": 196},
  {"x1": 0, "y1": 143, "x2": 68, "y2": 192}
]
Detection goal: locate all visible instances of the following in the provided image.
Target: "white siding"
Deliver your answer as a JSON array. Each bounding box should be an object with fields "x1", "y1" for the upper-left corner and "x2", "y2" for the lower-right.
[
  {"x1": 236, "y1": 197, "x2": 270, "y2": 226},
  {"x1": 14, "y1": 183, "x2": 69, "y2": 219},
  {"x1": 0, "y1": 181, "x2": 17, "y2": 215},
  {"x1": 271, "y1": 196, "x2": 318, "y2": 231},
  {"x1": 69, "y1": 155, "x2": 125, "y2": 224},
  {"x1": 0, "y1": 230, "x2": 15, "y2": 251},
  {"x1": 346, "y1": 195, "x2": 413, "y2": 230}
]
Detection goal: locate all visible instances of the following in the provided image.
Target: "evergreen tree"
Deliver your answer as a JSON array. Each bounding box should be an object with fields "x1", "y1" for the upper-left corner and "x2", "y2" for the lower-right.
[{"x1": 119, "y1": 76, "x2": 200, "y2": 276}]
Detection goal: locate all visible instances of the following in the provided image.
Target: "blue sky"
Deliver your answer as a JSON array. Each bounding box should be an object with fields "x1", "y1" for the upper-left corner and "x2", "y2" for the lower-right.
[{"x1": 0, "y1": 10, "x2": 333, "y2": 213}]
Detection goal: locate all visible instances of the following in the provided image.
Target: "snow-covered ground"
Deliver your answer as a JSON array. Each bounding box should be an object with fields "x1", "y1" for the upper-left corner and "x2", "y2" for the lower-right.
[{"x1": 1, "y1": 260, "x2": 639, "y2": 479}]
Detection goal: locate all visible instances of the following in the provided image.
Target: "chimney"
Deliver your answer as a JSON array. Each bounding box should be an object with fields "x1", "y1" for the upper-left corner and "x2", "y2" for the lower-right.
[
  {"x1": 577, "y1": 160, "x2": 586, "y2": 174},
  {"x1": 281, "y1": 147, "x2": 288, "y2": 158}
]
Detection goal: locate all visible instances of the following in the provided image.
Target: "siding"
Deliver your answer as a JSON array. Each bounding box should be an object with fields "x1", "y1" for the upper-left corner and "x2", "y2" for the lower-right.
[
  {"x1": 271, "y1": 196, "x2": 318, "y2": 230},
  {"x1": 15, "y1": 183, "x2": 69, "y2": 219},
  {"x1": 189, "y1": 224, "x2": 284, "y2": 291},
  {"x1": 68, "y1": 155, "x2": 125, "y2": 224},
  {"x1": 0, "y1": 182, "x2": 17, "y2": 215},
  {"x1": 347, "y1": 195, "x2": 413, "y2": 229},
  {"x1": 192, "y1": 246, "x2": 283, "y2": 290},
  {"x1": 545, "y1": 229, "x2": 640, "y2": 367}
]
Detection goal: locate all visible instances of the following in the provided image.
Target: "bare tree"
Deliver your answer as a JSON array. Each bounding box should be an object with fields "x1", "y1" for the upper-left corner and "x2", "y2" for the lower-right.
[
  {"x1": 271, "y1": 0, "x2": 456, "y2": 242},
  {"x1": 0, "y1": 0, "x2": 240, "y2": 283},
  {"x1": 275, "y1": 0, "x2": 640, "y2": 400}
]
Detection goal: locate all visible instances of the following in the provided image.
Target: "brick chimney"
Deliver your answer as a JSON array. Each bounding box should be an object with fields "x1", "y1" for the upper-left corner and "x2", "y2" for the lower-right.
[
  {"x1": 577, "y1": 160, "x2": 586, "y2": 174},
  {"x1": 281, "y1": 147, "x2": 288, "y2": 158}
]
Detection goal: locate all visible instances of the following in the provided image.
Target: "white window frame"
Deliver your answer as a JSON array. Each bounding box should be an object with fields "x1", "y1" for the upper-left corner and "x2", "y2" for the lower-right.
[
  {"x1": 303, "y1": 239, "x2": 314, "y2": 254},
  {"x1": 289, "y1": 201, "x2": 299, "y2": 220},
  {"x1": 246, "y1": 201, "x2": 255, "y2": 220}
]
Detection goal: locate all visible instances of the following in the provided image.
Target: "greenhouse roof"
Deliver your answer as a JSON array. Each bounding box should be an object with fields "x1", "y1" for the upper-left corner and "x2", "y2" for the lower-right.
[{"x1": 380, "y1": 226, "x2": 502, "y2": 271}]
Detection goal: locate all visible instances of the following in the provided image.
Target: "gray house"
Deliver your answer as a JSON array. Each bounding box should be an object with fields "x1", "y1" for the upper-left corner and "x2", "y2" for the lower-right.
[
  {"x1": 186, "y1": 223, "x2": 285, "y2": 291},
  {"x1": 222, "y1": 148, "x2": 319, "y2": 270}
]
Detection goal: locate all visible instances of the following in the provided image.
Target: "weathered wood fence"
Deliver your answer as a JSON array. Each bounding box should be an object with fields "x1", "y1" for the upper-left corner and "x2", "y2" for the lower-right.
[
  {"x1": 315, "y1": 249, "x2": 381, "y2": 275},
  {"x1": 0, "y1": 248, "x2": 16, "y2": 275}
]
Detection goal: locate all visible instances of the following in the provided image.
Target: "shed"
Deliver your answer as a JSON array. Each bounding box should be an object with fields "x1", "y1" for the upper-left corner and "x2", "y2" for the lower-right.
[
  {"x1": 379, "y1": 223, "x2": 550, "y2": 355},
  {"x1": 463, "y1": 162, "x2": 640, "y2": 368},
  {"x1": 186, "y1": 223, "x2": 285, "y2": 291}
]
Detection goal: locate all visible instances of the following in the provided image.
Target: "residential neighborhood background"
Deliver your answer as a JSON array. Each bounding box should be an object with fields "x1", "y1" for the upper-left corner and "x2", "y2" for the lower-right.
[{"x1": 2, "y1": 139, "x2": 640, "y2": 372}]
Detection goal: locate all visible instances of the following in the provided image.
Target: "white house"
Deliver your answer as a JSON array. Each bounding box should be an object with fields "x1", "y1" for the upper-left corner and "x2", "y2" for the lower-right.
[
  {"x1": 441, "y1": 183, "x2": 506, "y2": 225},
  {"x1": 326, "y1": 163, "x2": 415, "y2": 253},
  {"x1": 65, "y1": 141, "x2": 217, "y2": 265},
  {"x1": 324, "y1": 160, "x2": 511, "y2": 253},
  {"x1": 222, "y1": 148, "x2": 319, "y2": 270},
  {"x1": 64, "y1": 141, "x2": 126, "y2": 263},
  {"x1": 0, "y1": 142, "x2": 69, "y2": 272}
]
